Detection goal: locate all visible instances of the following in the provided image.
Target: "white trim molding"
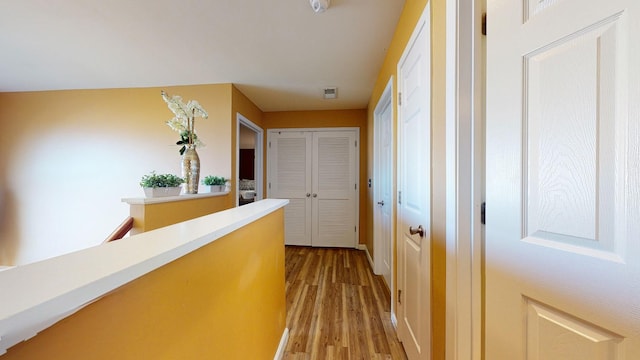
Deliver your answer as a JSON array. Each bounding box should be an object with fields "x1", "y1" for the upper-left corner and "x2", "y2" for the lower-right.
[
  {"x1": 358, "y1": 243, "x2": 375, "y2": 271},
  {"x1": 273, "y1": 327, "x2": 289, "y2": 360},
  {"x1": 236, "y1": 113, "x2": 264, "y2": 207},
  {"x1": 444, "y1": 0, "x2": 484, "y2": 359}
]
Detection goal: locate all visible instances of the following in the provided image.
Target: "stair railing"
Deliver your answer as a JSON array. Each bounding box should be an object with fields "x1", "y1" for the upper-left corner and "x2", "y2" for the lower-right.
[{"x1": 102, "y1": 217, "x2": 134, "y2": 244}]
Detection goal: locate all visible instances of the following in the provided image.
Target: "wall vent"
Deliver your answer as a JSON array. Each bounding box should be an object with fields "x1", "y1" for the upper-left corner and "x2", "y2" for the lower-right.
[{"x1": 323, "y1": 87, "x2": 338, "y2": 99}]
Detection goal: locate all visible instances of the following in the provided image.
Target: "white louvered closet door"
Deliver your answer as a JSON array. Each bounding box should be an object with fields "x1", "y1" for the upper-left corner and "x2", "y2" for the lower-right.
[
  {"x1": 268, "y1": 129, "x2": 358, "y2": 248},
  {"x1": 268, "y1": 131, "x2": 312, "y2": 246},
  {"x1": 312, "y1": 131, "x2": 357, "y2": 248}
]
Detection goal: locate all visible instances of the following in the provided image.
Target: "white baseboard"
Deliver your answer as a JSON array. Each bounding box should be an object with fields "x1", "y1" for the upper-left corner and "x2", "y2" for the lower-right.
[
  {"x1": 357, "y1": 244, "x2": 375, "y2": 272},
  {"x1": 273, "y1": 327, "x2": 289, "y2": 360},
  {"x1": 391, "y1": 313, "x2": 398, "y2": 329}
]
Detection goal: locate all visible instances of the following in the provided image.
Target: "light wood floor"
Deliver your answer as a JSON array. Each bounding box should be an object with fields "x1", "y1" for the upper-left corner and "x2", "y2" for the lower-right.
[{"x1": 284, "y1": 246, "x2": 407, "y2": 360}]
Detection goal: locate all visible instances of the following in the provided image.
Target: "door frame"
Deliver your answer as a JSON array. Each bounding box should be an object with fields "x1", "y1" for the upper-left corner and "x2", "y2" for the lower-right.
[
  {"x1": 236, "y1": 113, "x2": 263, "y2": 207},
  {"x1": 373, "y1": 77, "x2": 395, "y2": 312},
  {"x1": 444, "y1": 0, "x2": 484, "y2": 359}
]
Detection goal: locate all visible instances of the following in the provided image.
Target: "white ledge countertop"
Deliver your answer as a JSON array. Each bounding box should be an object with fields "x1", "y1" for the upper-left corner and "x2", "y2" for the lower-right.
[
  {"x1": 0, "y1": 198, "x2": 288, "y2": 355},
  {"x1": 122, "y1": 190, "x2": 230, "y2": 205}
]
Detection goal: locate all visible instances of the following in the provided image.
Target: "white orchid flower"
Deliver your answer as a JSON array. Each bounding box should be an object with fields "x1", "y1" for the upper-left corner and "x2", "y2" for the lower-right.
[
  {"x1": 161, "y1": 90, "x2": 208, "y2": 152},
  {"x1": 186, "y1": 100, "x2": 209, "y2": 119},
  {"x1": 161, "y1": 91, "x2": 208, "y2": 120},
  {"x1": 166, "y1": 117, "x2": 187, "y2": 132}
]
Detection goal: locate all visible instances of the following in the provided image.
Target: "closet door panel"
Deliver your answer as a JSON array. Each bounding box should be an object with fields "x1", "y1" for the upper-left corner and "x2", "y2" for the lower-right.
[
  {"x1": 283, "y1": 198, "x2": 309, "y2": 246},
  {"x1": 312, "y1": 131, "x2": 357, "y2": 248},
  {"x1": 269, "y1": 132, "x2": 312, "y2": 198},
  {"x1": 315, "y1": 199, "x2": 354, "y2": 247},
  {"x1": 268, "y1": 131, "x2": 312, "y2": 246}
]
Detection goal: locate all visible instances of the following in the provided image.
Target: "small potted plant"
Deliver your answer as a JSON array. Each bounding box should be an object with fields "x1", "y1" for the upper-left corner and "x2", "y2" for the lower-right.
[
  {"x1": 140, "y1": 171, "x2": 184, "y2": 197},
  {"x1": 202, "y1": 175, "x2": 227, "y2": 193}
]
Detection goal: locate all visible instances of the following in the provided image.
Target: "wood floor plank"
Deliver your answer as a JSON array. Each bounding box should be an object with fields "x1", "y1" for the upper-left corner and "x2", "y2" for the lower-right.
[{"x1": 284, "y1": 246, "x2": 407, "y2": 360}]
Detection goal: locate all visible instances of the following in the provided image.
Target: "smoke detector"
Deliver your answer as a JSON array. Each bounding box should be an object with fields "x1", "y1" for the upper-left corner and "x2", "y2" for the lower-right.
[
  {"x1": 323, "y1": 87, "x2": 338, "y2": 99},
  {"x1": 310, "y1": 0, "x2": 330, "y2": 13}
]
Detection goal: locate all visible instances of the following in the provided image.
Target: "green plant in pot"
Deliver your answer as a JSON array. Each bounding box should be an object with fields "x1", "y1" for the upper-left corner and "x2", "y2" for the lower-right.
[
  {"x1": 140, "y1": 171, "x2": 184, "y2": 197},
  {"x1": 202, "y1": 175, "x2": 227, "y2": 193}
]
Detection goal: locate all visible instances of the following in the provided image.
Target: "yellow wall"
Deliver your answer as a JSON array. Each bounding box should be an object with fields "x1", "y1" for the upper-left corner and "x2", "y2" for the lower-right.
[
  {"x1": 366, "y1": 0, "x2": 446, "y2": 359},
  {"x1": 128, "y1": 194, "x2": 232, "y2": 234},
  {"x1": 430, "y1": 2, "x2": 448, "y2": 359},
  {"x1": 263, "y1": 110, "x2": 368, "y2": 245},
  {"x1": 232, "y1": 85, "x2": 264, "y2": 129},
  {"x1": 263, "y1": 110, "x2": 366, "y2": 129},
  {"x1": 0, "y1": 85, "x2": 235, "y2": 265},
  {"x1": 0, "y1": 208, "x2": 287, "y2": 359}
]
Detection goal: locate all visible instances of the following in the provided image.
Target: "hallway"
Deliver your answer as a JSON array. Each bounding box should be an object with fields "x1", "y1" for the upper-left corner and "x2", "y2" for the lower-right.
[{"x1": 284, "y1": 246, "x2": 407, "y2": 359}]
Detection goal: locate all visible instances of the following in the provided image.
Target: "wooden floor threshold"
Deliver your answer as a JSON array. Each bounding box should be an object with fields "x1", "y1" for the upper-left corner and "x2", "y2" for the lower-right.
[{"x1": 284, "y1": 246, "x2": 407, "y2": 360}]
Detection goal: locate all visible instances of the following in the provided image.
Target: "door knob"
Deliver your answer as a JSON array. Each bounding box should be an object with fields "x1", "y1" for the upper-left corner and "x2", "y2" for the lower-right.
[
  {"x1": 306, "y1": 193, "x2": 311, "y2": 197},
  {"x1": 377, "y1": 200, "x2": 385, "y2": 206},
  {"x1": 409, "y1": 225, "x2": 425, "y2": 237},
  {"x1": 313, "y1": 193, "x2": 318, "y2": 198}
]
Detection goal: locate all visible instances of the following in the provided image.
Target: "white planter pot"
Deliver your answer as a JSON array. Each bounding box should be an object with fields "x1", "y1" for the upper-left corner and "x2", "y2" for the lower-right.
[
  {"x1": 143, "y1": 187, "x2": 182, "y2": 198},
  {"x1": 202, "y1": 185, "x2": 225, "y2": 193}
]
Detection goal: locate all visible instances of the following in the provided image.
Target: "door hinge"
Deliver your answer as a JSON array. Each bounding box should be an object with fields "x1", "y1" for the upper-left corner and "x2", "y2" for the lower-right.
[
  {"x1": 269, "y1": 141, "x2": 271, "y2": 148},
  {"x1": 398, "y1": 92, "x2": 402, "y2": 106},
  {"x1": 355, "y1": 226, "x2": 357, "y2": 233},
  {"x1": 398, "y1": 289, "x2": 402, "y2": 304},
  {"x1": 355, "y1": 140, "x2": 358, "y2": 147},
  {"x1": 481, "y1": 201, "x2": 486, "y2": 225},
  {"x1": 269, "y1": 182, "x2": 271, "y2": 190},
  {"x1": 398, "y1": 190, "x2": 402, "y2": 205},
  {"x1": 354, "y1": 183, "x2": 357, "y2": 190},
  {"x1": 482, "y1": 13, "x2": 487, "y2": 36}
]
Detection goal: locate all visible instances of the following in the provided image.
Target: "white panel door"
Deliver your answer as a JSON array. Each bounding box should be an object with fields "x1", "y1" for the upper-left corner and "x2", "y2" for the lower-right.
[
  {"x1": 311, "y1": 131, "x2": 357, "y2": 248},
  {"x1": 486, "y1": 0, "x2": 640, "y2": 358},
  {"x1": 374, "y1": 81, "x2": 394, "y2": 289},
  {"x1": 268, "y1": 131, "x2": 312, "y2": 246},
  {"x1": 397, "y1": 5, "x2": 431, "y2": 360}
]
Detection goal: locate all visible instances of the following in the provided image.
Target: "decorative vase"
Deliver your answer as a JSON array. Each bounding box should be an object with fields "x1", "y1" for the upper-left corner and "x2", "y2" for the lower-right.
[{"x1": 182, "y1": 144, "x2": 200, "y2": 194}]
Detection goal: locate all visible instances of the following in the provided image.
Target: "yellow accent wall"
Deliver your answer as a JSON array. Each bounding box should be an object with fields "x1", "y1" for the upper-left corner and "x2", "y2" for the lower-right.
[
  {"x1": 0, "y1": 84, "x2": 237, "y2": 265},
  {"x1": 128, "y1": 195, "x2": 231, "y2": 234},
  {"x1": 263, "y1": 110, "x2": 368, "y2": 245},
  {"x1": 0, "y1": 208, "x2": 287, "y2": 359},
  {"x1": 366, "y1": 1, "x2": 446, "y2": 359}
]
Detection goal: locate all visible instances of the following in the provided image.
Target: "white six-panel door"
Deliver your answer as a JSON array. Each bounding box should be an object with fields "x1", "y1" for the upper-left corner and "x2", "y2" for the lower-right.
[
  {"x1": 374, "y1": 78, "x2": 394, "y2": 290},
  {"x1": 486, "y1": 0, "x2": 640, "y2": 358},
  {"x1": 397, "y1": 5, "x2": 431, "y2": 359}
]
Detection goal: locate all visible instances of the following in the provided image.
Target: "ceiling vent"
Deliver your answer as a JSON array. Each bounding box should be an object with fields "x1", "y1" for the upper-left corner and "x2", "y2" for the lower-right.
[
  {"x1": 323, "y1": 87, "x2": 338, "y2": 99},
  {"x1": 310, "y1": 0, "x2": 330, "y2": 13}
]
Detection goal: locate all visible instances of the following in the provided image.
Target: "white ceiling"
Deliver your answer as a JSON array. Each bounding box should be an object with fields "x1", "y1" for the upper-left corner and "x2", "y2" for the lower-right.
[{"x1": 0, "y1": 0, "x2": 405, "y2": 112}]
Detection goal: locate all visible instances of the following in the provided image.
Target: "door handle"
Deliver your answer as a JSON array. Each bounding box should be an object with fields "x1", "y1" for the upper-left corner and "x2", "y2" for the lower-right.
[
  {"x1": 306, "y1": 193, "x2": 311, "y2": 197},
  {"x1": 409, "y1": 225, "x2": 424, "y2": 237},
  {"x1": 313, "y1": 193, "x2": 318, "y2": 198},
  {"x1": 377, "y1": 200, "x2": 385, "y2": 206}
]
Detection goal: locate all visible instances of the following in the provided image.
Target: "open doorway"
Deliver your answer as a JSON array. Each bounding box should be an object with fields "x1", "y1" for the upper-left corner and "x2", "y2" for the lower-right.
[{"x1": 236, "y1": 114, "x2": 263, "y2": 207}]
